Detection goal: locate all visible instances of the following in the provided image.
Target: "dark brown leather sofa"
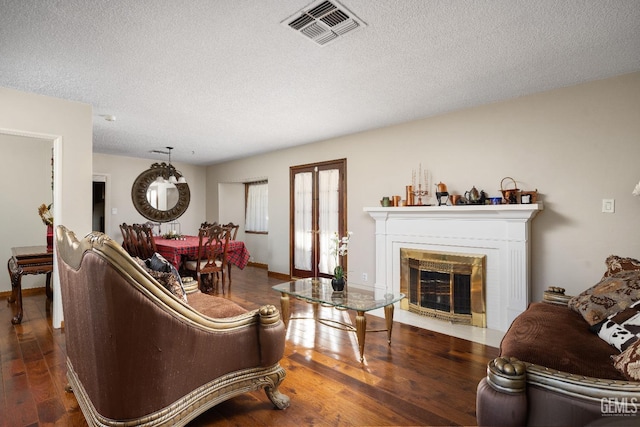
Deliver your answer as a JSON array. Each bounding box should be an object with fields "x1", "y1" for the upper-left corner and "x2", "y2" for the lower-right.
[
  {"x1": 55, "y1": 225, "x2": 289, "y2": 426},
  {"x1": 476, "y1": 289, "x2": 640, "y2": 426}
]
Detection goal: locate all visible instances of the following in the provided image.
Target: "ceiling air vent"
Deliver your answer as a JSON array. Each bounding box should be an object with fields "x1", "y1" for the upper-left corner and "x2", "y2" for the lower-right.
[{"x1": 282, "y1": 0, "x2": 366, "y2": 46}]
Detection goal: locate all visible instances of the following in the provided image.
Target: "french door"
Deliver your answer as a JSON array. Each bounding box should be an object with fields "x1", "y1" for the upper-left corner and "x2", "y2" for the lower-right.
[{"x1": 290, "y1": 159, "x2": 346, "y2": 279}]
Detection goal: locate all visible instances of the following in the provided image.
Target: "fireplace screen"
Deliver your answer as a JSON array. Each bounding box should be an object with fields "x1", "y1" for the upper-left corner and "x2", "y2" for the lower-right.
[{"x1": 400, "y1": 249, "x2": 486, "y2": 327}]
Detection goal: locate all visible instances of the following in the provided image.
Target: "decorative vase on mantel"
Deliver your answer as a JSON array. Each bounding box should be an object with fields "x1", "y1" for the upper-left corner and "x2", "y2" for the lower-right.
[
  {"x1": 331, "y1": 277, "x2": 345, "y2": 292},
  {"x1": 46, "y1": 224, "x2": 54, "y2": 251}
]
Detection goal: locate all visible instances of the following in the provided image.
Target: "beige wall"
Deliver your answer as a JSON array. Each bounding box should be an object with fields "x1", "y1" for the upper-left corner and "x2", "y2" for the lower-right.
[
  {"x1": 0, "y1": 86, "x2": 93, "y2": 327},
  {"x1": 0, "y1": 134, "x2": 53, "y2": 291},
  {"x1": 92, "y1": 153, "x2": 207, "y2": 240},
  {"x1": 207, "y1": 72, "x2": 640, "y2": 301}
]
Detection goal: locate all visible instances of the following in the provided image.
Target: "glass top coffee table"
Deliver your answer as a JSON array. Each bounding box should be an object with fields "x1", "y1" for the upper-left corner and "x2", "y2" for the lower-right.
[{"x1": 272, "y1": 277, "x2": 405, "y2": 362}]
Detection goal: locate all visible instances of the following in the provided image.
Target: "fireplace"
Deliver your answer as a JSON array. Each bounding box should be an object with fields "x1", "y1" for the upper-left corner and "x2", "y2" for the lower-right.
[
  {"x1": 401, "y1": 249, "x2": 486, "y2": 327},
  {"x1": 364, "y1": 203, "x2": 543, "y2": 332}
]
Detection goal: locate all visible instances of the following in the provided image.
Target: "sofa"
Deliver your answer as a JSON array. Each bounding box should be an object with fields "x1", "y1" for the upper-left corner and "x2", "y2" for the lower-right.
[
  {"x1": 477, "y1": 256, "x2": 640, "y2": 426},
  {"x1": 55, "y1": 225, "x2": 289, "y2": 426}
]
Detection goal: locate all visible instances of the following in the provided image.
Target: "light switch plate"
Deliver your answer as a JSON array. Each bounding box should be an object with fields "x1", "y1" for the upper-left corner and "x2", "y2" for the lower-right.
[{"x1": 602, "y1": 199, "x2": 615, "y2": 213}]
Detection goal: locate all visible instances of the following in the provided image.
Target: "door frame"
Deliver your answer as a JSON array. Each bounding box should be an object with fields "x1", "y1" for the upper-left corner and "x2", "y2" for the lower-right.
[{"x1": 289, "y1": 158, "x2": 347, "y2": 279}]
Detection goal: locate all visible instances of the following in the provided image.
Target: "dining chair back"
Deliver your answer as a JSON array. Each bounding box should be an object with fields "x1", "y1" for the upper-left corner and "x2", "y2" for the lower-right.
[
  {"x1": 120, "y1": 223, "x2": 139, "y2": 258},
  {"x1": 184, "y1": 224, "x2": 229, "y2": 293},
  {"x1": 220, "y1": 222, "x2": 241, "y2": 285},
  {"x1": 222, "y1": 222, "x2": 240, "y2": 240},
  {"x1": 133, "y1": 223, "x2": 157, "y2": 259},
  {"x1": 200, "y1": 221, "x2": 217, "y2": 229}
]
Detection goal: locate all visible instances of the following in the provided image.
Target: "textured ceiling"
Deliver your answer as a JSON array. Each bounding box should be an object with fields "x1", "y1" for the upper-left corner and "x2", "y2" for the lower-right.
[{"x1": 1, "y1": 0, "x2": 639, "y2": 165}]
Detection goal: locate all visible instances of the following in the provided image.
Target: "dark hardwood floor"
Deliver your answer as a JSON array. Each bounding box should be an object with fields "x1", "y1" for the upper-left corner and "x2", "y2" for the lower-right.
[{"x1": 1, "y1": 265, "x2": 498, "y2": 426}]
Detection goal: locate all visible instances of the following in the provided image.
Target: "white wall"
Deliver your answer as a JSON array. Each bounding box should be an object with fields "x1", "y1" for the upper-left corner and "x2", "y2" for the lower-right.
[
  {"x1": 206, "y1": 72, "x2": 640, "y2": 301},
  {"x1": 0, "y1": 134, "x2": 53, "y2": 291},
  {"x1": 0, "y1": 86, "x2": 93, "y2": 327},
  {"x1": 92, "y1": 153, "x2": 207, "y2": 240}
]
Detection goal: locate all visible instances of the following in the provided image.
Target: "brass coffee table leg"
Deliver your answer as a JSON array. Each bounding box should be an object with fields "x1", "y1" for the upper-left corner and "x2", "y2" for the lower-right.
[
  {"x1": 279, "y1": 292, "x2": 290, "y2": 329},
  {"x1": 384, "y1": 303, "x2": 394, "y2": 344},
  {"x1": 356, "y1": 310, "x2": 366, "y2": 362}
]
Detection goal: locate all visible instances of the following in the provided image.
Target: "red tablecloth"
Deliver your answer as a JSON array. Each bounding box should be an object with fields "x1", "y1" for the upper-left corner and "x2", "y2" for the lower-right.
[{"x1": 154, "y1": 236, "x2": 250, "y2": 270}]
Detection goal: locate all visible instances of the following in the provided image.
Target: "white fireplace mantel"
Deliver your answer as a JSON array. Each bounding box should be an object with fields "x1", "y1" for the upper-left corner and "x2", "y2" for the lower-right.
[{"x1": 364, "y1": 203, "x2": 543, "y2": 332}]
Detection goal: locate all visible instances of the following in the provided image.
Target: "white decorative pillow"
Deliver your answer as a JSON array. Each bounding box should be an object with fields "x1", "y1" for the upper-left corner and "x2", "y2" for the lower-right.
[{"x1": 591, "y1": 300, "x2": 640, "y2": 352}]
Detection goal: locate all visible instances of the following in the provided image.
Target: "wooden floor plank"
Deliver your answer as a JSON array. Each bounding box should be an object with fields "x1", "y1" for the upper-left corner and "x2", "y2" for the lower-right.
[{"x1": 1, "y1": 265, "x2": 498, "y2": 426}]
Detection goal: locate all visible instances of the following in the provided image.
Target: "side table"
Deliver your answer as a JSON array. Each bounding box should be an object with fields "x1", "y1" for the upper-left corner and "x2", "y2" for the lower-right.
[{"x1": 7, "y1": 246, "x2": 53, "y2": 324}]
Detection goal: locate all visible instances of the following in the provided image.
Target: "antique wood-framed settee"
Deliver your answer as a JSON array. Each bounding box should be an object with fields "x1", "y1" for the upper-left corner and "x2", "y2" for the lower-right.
[
  {"x1": 477, "y1": 262, "x2": 640, "y2": 426},
  {"x1": 55, "y1": 225, "x2": 289, "y2": 426}
]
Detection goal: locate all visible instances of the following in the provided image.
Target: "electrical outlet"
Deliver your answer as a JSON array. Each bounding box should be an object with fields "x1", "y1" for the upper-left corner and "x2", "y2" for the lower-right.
[
  {"x1": 602, "y1": 199, "x2": 615, "y2": 213},
  {"x1": 362, "y1": 273, "x2": 368, "y2": 282}
]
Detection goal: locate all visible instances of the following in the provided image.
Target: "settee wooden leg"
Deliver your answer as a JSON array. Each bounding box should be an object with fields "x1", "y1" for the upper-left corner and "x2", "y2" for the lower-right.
[
  {"x1": 264, "y1": 367, "x2": 290, "y2": 409},
  {"x1": 265, "y1": 386, "x2": 290, "y2": 410},
  {"x1": 64, "y1": 383, "x2": 73, "y2": 393}
]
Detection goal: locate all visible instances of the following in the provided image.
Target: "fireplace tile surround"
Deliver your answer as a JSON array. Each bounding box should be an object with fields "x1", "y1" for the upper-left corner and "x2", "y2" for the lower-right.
[{"x1": 364, "y1": 204, "x2": 543, "y2": 347}]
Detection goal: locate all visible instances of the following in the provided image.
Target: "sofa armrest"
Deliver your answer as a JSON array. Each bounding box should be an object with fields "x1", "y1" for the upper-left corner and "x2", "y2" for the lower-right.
[
  {"x1": 477, "y1": 356, "x2": 640, "y2": 426},
  {"x1": 543, "y1": 286, "x2": 571, "y2": 306},
  {"x1": 257, "y1": 305, "x2": 287, "y2": 367},
  {"x1": 476, "y1": 357, "x2": 527, "y2": 426}
]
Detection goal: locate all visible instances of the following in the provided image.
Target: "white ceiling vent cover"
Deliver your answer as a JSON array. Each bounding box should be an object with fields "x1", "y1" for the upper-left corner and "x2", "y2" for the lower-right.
[{"x1": 282, "y1": 0, "x2": 366, "y2": 46}]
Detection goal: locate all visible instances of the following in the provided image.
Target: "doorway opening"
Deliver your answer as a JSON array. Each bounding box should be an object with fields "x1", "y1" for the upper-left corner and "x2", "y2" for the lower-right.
[
  {"x1": 92, "y1": 174, "x2": 110, "y2": 235},
  {"x1": 92, "y1": 181, "x2": 105, "y2": 232}
]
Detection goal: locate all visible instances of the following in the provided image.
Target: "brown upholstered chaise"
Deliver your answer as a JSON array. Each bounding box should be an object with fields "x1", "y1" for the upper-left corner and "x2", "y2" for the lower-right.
[
  {"x1": 55, "y1": 226, "x2": 289, "y2": 426},
  {"x1": 476, "y1": 289, "x2": 640, "y2": 426}
]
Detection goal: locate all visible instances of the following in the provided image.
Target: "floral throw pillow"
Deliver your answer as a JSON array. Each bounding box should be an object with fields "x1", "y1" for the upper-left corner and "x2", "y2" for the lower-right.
[
  {"x1": 603, "y1": 255, "x2": 640, "y2": 278},
  {"x1": 612, "y1": 339, "x2": 640, "y2": 381},
  {"x1": 568, "y1": 270, "x2": 640, "y2": 325}
]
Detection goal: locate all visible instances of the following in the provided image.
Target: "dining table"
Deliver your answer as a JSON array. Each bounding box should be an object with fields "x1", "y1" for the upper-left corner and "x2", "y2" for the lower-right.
[{"x1": 153, "y1": 235, "x2": 250, "y2": 272}]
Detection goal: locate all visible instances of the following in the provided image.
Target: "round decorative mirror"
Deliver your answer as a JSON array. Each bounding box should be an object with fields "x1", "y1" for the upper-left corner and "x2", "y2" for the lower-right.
[{"x1": 131, "y1": 162, "x2": 190, "y2": 222}]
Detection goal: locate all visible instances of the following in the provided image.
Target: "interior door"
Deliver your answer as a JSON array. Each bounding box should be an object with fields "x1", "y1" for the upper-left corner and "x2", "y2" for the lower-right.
[{"x1": 290, "y1": 159, "x2": 346, "y2": 279}]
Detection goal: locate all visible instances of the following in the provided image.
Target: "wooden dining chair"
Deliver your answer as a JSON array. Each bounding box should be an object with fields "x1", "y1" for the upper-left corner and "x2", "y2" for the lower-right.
[
  {"x1": 120, "y1": 223, "x2": 139, "y2": 257},
  {"x1": 221, "y1": 223, "x2": 240, "y2": 285},
  {"x1": 184, "y1": 224, "x2": 229, "y2": 293},
  {"x1": 133, "y1": 223, "x2": 157, "y2": 259}
]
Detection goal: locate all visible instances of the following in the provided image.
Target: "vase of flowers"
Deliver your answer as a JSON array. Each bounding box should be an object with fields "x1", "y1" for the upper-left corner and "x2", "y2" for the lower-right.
[
  {"x1": 38, "y1": 203, "x2": 54, "y2": 250},
  {"x1": 331, "y1": 231, "x2": 352, "y2": 292}
]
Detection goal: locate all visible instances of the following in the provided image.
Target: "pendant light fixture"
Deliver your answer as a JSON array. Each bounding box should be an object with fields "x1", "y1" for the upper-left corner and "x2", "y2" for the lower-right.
[{"x1": 150, "y1": 146, "x2": 187, "y2": 184}]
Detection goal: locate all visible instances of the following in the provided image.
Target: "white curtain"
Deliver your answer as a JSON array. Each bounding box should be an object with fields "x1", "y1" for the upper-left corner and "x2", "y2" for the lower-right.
[
  {"x1": 245, "y1": 182, "x2": 268, "y2": 232},
  {"x1": 294, "y1": 173, "x2": 312, "y2": 270},
  {"x1": 318, "y1": 169, "x2": 339, "y2": 275}
]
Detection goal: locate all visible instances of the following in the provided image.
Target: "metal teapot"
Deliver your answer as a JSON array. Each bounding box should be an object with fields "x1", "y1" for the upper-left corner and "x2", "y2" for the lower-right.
[
  {"x1": 464, "y1": 186, "x2": 481, "y2": 203},
  {"x1": 435, "y1": 182, "x2": 448, "y2": 193}
]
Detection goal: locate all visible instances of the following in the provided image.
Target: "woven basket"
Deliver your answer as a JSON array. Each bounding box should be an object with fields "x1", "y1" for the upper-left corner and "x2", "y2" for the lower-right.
[{"x1": 500, "y1": 177, "x2": 520, "y2": 204}]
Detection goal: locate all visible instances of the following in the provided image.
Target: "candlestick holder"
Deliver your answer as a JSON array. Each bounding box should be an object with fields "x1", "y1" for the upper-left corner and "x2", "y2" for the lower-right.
[
  {"x1": 413, "y1": 184, "x2": 430, "y2": 205},
  {"x1": 411, "y1": 163, "x2": 431, "y2": 205}
]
